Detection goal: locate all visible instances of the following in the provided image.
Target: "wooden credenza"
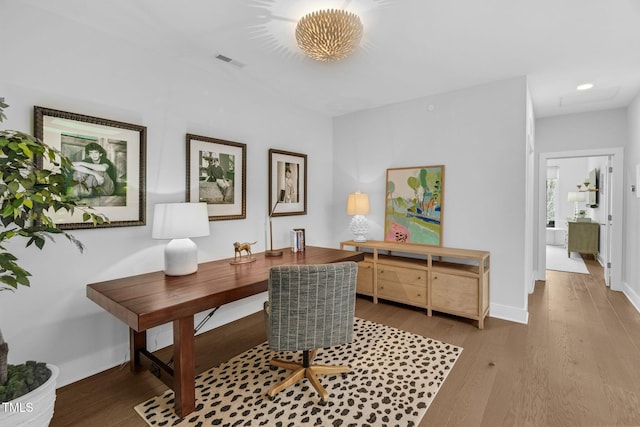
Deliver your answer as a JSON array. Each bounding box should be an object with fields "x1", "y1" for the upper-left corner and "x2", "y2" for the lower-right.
[
  {"x1": 567, "y1": 221, "x2": 599, "y2": 258},
  {"x1": 340, "y1": 240, "x2": 490, "y2": 329}
]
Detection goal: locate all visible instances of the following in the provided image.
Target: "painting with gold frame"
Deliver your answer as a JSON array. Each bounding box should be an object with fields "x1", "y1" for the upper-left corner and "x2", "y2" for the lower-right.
[{"x1": 384, "y1": 165, "x2": 444, "y2": 246}]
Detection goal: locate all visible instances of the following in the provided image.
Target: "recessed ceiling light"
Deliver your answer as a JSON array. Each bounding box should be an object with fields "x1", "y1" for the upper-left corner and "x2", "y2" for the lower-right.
[{"x1": 576, "y1": 83, "x2": 594, "y2": 91}]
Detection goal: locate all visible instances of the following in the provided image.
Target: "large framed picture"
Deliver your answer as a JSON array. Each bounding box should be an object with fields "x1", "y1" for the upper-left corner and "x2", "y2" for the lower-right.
[
  {"x1": 34, "y1": 106, "x2": 146, "y2": 229},
  {"x1": 385, "y1": 165, "x2": 445, "y2": 246},
  {"x1": 269, "y1": 149, "x2": 307, "y2": 217},
  {"x1": 186, "y1": 133, "x2": 246, "y2": 221}
]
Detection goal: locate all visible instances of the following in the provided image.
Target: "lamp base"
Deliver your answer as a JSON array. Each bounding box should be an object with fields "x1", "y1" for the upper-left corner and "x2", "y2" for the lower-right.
[
  {"x1": 164, "y1": 238, "x2": 198, "y2": 276},
  {"x1": 350, "y1": 215, "x2": 369, "y2": 243},
  {"x1": 265, "y1": 249, "x2": 283, "y2": 257}
]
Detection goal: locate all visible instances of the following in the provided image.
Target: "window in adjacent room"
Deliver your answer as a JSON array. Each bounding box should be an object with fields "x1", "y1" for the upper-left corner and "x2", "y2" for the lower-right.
[{"x1": 546, "y1": 166, "x2": 559, "y2": 227}]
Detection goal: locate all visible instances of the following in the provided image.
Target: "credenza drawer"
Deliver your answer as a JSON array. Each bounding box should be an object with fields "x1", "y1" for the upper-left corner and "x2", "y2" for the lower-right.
[
  {"x1": 356, "y1": 261, "x2": 374, "y2": 295},
  {"x1": 378, "y1": 282, "x2": 427, "y2": 307},
  {"x1": 377, "y1": 264, "x2": 427, "y2": 287},
  {"x1": 430, "y1": 272, "x2": 479, "y2": 316}
]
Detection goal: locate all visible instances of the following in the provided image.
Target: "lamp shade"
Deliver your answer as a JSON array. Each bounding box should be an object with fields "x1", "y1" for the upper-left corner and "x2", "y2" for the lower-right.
[
  {"x1": 346, "y1": 192, "x2": 370, "y2": 216},
  {"x1": 567, "y1": 192, "x2": 586, "y2": 203},
  {"x1": 152, "y1": 203, "x2": 210, "y2": 240}
]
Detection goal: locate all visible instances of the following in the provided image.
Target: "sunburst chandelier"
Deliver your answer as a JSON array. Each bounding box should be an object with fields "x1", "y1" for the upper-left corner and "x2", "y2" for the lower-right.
[{"x1": 295, "y1": 9, "x2": 363, "y2": 62}]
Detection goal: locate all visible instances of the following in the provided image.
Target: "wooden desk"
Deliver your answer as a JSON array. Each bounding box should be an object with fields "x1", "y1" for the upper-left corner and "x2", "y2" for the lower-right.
[{"x1": 86, "y1": 246, "x2": 363, "y2": 417}]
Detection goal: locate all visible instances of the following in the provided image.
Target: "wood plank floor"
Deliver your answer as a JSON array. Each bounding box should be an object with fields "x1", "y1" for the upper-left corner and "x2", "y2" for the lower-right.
[{"x1": 51, "y1": 257, "x2": 640, "y2": 426}]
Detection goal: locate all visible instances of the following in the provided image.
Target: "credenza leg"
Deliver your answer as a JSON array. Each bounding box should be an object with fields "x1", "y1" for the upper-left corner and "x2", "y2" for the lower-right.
[
  {"x1": 173, "y1": 316, "x2": 195, "y2": 417},
  {"x1": 130, "y1": 329, "x2": 147, "y2": 372}
]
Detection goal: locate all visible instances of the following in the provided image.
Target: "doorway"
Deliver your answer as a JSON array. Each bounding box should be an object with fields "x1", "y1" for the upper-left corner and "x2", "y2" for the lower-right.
[
  {"x1": 545, "y1": 156, "x2": 609, "y2": 282},
  {"x1": 537, "y1": 148, "x2": 623, "y2": 291}
]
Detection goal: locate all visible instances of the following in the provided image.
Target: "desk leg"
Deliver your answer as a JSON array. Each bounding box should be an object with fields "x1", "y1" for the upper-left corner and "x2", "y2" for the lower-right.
[
  {"x1": 130, "y1": 329, "x2": 147, "y2": 373},
  {"x1": 173, "y1": 316, "x2": 195, "y2": 417}
]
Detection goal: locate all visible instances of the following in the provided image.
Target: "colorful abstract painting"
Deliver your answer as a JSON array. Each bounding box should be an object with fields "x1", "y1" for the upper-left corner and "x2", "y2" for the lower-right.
[{"x1": 385, "y1": 165, "x2": 445, "y2": 246}]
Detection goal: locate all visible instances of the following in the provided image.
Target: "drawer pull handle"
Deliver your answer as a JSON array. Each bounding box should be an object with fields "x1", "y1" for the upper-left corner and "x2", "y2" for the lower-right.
[{"x1": 433, "y1": 276, "x2": 438, "y2": 280}]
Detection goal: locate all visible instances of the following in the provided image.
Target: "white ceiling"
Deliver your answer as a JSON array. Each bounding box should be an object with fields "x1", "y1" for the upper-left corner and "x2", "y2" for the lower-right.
[{"x1": 22, "y1": 0, "x2": 640, "y2": 118}]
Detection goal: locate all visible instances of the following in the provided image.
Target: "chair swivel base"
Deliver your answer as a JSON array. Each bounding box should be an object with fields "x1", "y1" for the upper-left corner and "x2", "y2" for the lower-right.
[{"x1": 267, "y1": 349, "x2": 350, "y2": 402}]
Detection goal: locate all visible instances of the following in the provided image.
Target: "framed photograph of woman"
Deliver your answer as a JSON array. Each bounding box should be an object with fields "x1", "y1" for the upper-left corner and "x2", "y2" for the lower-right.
[
  {"x1": 186, "y1": 133, "x2": 246, "y2": 221},
  {"x1": 34, "y1": 106, "x2": 147, "y2": 229},
  {"x1": 269, "y1": 149, "x2": 307, "y2": 217}
]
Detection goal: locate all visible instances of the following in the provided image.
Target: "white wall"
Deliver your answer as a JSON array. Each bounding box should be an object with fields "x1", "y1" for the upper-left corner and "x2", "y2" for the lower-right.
[
  {"x1": 0, "y1": 2, "x2": 334, "y2": 387},
  {"x1": 332, "y1": 77, "x2": 530, "y2": 324},
  {"x1": 625, "y1": 93, "x2": 640, "y2": 309}
]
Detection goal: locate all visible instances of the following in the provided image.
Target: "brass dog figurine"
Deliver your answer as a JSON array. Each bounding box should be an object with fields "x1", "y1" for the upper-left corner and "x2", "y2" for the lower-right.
[{"x1": 233, "y1": 241, "x2": 256, "y2": 260}]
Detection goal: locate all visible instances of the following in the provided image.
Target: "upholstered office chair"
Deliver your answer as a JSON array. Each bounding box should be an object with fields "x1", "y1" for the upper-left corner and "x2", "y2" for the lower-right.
[{"x1": 264, "y1": 262, "x2": 358, "y2": 402}]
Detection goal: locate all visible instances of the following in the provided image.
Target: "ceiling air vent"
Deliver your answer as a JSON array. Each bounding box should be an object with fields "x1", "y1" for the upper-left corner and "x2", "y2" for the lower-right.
[
  {"x1": 214, "y1": 53, "x2": 245, "y2": 68},
  {"x1": 215, "y1": 54, "x2": 232, "y2": 62}
]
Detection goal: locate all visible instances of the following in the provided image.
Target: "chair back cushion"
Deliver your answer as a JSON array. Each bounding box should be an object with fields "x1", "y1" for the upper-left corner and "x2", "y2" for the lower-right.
[{"x1": 266, "y1": 262, "x2": 357, "y2": 351}]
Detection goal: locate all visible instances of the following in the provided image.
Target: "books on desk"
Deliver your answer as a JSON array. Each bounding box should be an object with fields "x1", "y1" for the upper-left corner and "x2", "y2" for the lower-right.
[{"x1": 290, "y1": 228, "x2": 305, "y2": 252}]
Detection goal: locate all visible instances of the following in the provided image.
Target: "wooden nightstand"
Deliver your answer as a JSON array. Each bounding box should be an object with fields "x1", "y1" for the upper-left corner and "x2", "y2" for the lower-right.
[{"x1": 567, "y1": 221, "x2": 599, "y2": 258}]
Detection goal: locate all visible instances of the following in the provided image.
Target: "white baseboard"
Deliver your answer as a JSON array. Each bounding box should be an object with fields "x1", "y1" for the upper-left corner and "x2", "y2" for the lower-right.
[
  {"x1": 622, "y1": 281, "x2": 640, "y2": 313},
  {"x1": 490, "y1": 303, "x2": 529, "y2": 324},
  {"x1": 57, "y1": 342, "x2": 130, "y2": 388},
  {"x1": 57, "y1": 293, "x2": 268, "y2": 388}
]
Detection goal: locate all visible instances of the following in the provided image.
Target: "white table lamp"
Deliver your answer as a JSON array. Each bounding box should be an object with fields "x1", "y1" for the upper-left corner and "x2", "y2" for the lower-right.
[
  {"x1": 347, "y1": 192, "x2": 370, "y2": 242},
  {"x1": 152, "y1": 202, "x2": 210, "y2": 276}
]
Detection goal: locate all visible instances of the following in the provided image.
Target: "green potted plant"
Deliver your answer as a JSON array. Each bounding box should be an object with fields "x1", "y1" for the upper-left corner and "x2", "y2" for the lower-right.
[{"x1": 0, "y1": 98, "x2": 106, "y2": 425}]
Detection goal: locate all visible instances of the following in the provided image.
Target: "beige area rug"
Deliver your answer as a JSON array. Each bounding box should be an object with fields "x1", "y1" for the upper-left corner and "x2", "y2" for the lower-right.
[
  {"x1": 546, "y1": 245, "x2": 590, "y2": 274},
  {"x1": 135, "y1": 318, "x2": 462, "y2": 427}
]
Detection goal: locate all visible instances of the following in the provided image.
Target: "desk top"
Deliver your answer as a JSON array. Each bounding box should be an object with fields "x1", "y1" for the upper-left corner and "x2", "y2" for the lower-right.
[{"x1": 87, "y1": 246, "x2": 364, "y2": 331}]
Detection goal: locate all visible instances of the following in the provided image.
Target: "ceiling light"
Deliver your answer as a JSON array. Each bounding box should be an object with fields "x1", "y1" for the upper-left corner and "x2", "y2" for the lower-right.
[
  {"x1": 576, "y1": 83, "x2": 594, "y2": 91},
  {"x1": 295, "y1": 9, "x2": 363, "y2": 62}
]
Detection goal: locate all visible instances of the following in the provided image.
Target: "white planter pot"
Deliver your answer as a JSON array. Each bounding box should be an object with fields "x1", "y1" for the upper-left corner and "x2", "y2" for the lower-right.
[{"x1": 0, "y1": 364, "x2": 58, "y2": 427}]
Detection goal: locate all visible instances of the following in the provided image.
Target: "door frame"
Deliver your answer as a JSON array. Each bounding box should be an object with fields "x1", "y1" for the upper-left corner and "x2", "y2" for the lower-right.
[{"x1": 537, "y1": 147, "x2": 624, "y2": 291}]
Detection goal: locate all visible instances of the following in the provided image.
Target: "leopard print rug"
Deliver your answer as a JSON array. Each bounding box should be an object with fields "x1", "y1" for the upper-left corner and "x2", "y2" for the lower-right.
[{"x1": 134, "y1": 318, "x2": 462, "y2": 427}]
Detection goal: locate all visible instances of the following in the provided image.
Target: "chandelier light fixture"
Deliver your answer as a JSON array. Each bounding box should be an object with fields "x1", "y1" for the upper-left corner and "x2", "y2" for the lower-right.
[{"x1": 295, "y1": 9, "x2": 363, "y2": 62}]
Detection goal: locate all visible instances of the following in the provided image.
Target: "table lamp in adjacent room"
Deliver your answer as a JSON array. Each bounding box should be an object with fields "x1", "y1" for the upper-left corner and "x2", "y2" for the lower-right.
[
  {"x1": 347, "y1": 191, "x2": 370, "y2": 242},
  {"x1": 567, "y1": 191, "x2": 586, "y2": 219},
  {"x1": 152, "y1": 202, "x2": 210, "y2": 276}
]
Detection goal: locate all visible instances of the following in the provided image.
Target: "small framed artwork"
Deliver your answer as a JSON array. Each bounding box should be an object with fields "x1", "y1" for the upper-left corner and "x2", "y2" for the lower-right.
[
  {"x1": 186, "y1": 133, "x2": 246, "y2": 221},
  {"x1": 269, "y1": 149, "x2": 307, "y2": 217},
  {"x1": 385, "y1": 165, "x2": 445, "y2": 246},
  {"x1": 34, "y1": 106, "x2": 146, "y2": 229}
]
